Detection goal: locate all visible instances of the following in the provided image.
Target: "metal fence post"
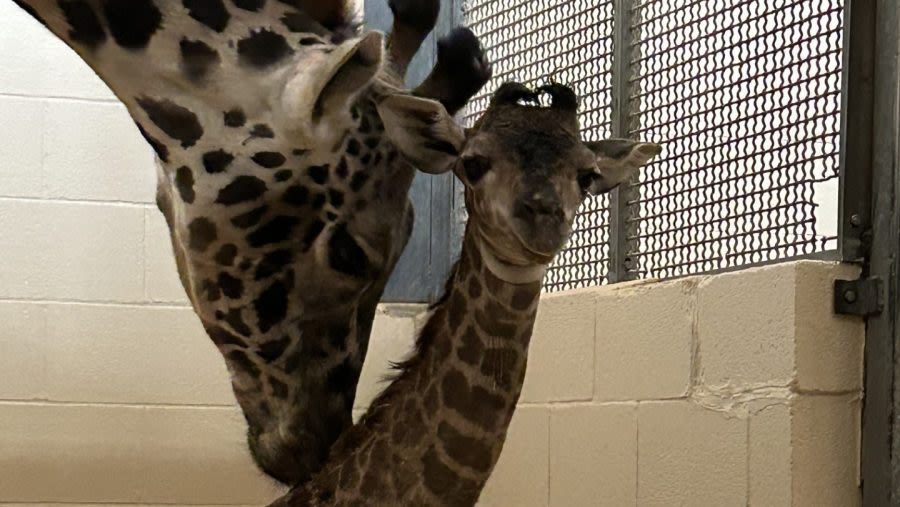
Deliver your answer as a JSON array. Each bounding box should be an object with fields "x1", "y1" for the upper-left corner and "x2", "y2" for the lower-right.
[
  {"x1": 608, "y1": 0, "x2": 637, "y2": 283},
  {"x1": 861, "y1": 0, "x2": 900, "y2": 503}
]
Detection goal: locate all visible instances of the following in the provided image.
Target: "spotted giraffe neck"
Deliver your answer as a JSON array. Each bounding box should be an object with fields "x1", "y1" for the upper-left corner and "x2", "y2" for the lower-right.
[{"x1": 273, "y1": 226, "x2": 544, "y2": 506}]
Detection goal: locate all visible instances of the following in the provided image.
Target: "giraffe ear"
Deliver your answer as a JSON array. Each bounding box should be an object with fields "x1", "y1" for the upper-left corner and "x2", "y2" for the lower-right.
[
  {"x1": 377, "y1": 95, "x2": 466, "y2": 174},
  {"x1": 583, "y1": 139, "x2": 662, "y2": 194},
  {"x1": 283, "y1": 32, "x2": 383, "y2": 136}
]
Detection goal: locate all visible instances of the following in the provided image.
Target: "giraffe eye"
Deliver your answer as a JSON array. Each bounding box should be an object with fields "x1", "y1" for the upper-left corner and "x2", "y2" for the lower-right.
[
  {"x1": 577, "y1": 169, "x2": 601, "y2": 193},
  {"x1": 463, "y1": 156, "x2": 491, "y2": 183}
]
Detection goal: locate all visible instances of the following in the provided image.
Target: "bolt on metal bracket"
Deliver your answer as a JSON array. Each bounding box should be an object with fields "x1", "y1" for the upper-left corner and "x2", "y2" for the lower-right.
[{"x1": 834, "y1": 277, "x2": 883, "y2": 316}]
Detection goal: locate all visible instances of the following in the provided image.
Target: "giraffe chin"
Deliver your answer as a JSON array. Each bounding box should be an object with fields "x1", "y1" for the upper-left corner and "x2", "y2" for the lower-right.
[{"x1": 247, "y1": 428, "x2": 325, "y2": 486}]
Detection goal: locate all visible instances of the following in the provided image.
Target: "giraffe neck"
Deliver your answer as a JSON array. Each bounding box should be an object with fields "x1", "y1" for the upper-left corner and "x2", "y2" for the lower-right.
[{"x1": 283, "y1": 226, "x2": 544, "y2": 505}]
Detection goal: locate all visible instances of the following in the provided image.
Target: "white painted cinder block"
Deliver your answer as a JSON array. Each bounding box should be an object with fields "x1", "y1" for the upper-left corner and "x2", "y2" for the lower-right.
[
  {"x1": 43, "y1": 100, "x2": 156, "y2": 203},
  {"x1": 0, "y1": 96, "x2": 43, "y2": 198},
  {"x1": 595, "y1": 279, "x2": 694, "y2": 401},
  {"x1": 0, "y1": 1, "x2": 114, "y2": 101},
  {"x1": 0, "y1": 403, "x2": 284, "y2": 505},
  {"x1": 637, "y1": 401, "x2": 748, "y2": 507},
  {"x1": 521, "y1": 289, "x2": 596, "y2": 403},
  {"x1": 479, "y1": 406, "x2": 550, "y2": 507},
  {"x1": 0, "y1": 199, "x2": 145, "y2": 302},
  {"x1": 353, "y1": 306, "x2": 419, "y2": 411},
  {"x1": 0, "y1": 302, "x2": 49, "y2": 401},
  {"x1": 549, "y1": 403, "x2": 637, "y2": 507},
  {"x1": 43, "y1": 304, "x2": 235, "y2": 406}
]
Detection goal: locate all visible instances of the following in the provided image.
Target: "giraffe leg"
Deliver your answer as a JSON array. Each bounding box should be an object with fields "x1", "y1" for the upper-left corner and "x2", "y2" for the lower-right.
[
  {"x1": 387, "y1": 0, "x2": 440, "y2": 79},
  {"x1": 414, "y1": 27, "x2": 493, "y2": 115}
]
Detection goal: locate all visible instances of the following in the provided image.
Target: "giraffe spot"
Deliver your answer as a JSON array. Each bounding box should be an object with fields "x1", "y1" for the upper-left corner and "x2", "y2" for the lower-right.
[
  {"x1": 200, "y1": 279, "x2": 221, "y2": 302},
  {"x1": 231, "y1": 0, "x2": 265, "y2": 11},
  {"x1": 437, "y1": 422, "x2": 493, "y2": 473},
  {"x1": 360, "y1": 153, "x2": 371, "y2": 165},
  {"x1": 137, "y1": 97, "x2": 204, "y2": 148},
  {"x1": 254, "y1": 280, "x2": 288, "y2": 333},
  {"x1": 358, "y1": 115, "x2": 372, "y2": 133},
  {"x1": 102, "y1": 0, "x2": 163, "y2": 49},
  {"x1": 269, "y1": 376, "x2": 288, "y2": 399},
  {"x1": 468, "y1": 277, "x2": 482, "y2": 299},
  {"x1": 301, "y1": 219, "x2": 325, "y2": 251},
  {"x1": 237, "y1": 29, "x2": 294, "y2": 68},
  {"x1": 335, "y1": 157, "x2": 349, "y2": 179},
  {"x1": 254, "y1": 249, "x2": 293, "y2": 280},
  {"x1": 282, "y1": 185, "x2": 309, "y2": 207},
  {"x1": 231, "y1": 205, "x2": 268, "y2": 229},
  {"x1": 247, "y1": 216, "x2": 300, "y2": 248},
  {"x1": 202, "y1": 149, "x2": 235, "y2": 173},
  {"x1": 226, "y1": 349, "x2": 260, "y2": 378},
  {"x1": 206, "y1": 325, "x2": 246, "y2": 347},
  {"x1": 448, "y1": 292, "x2": 466, "y2": 332},
  {"x1": 224, "y1": 108, "x2": 246, "y2": 127},
  {"x1": 183, "y1": 0, "x2": 230, "y2": 32},
  {"x1": 274, "y1": 170, "x2": 293, "y2": 182},
  {"x1": 188, "y1": 217, "x2": 217, "y2": 252},
  {"x1": 511, "y1": 287, "x2": 538, "y2": 310},
  {"x1": 174, "y1": 166, "x2": 196, "y2": 204},
  {"x1": 327, "y1": 324, "x2": 350, "y2": 351},
  {"x1": 257, "y1": 335, "x2": 291, "y2": 362},
  {"x1": 59, "y1": 1, "x2": 106, "y2": 49},
  {"x1": 217, "y1": 272, "x2": 244, "y2": 299},
  {"x1": 134, "y1": 122, "x2": 169, "y2": 162},
  {"x1": 372, "y1": 152, "x2": 383, "y2": 165},
  {"x1": 447, "y1": 374, "x2": 505, "y2": 430},
  {"x1": 252, "y1": 151, "x2": 286, "y2": 168},
  {"x1": 325, "y1": 358, "x2": 360, "y2": 398},
  {"x1": 422, "y1": 447, "x2": 478, "y2": 501},
  {"x1": 481, "y1": 348, "x2": 519, "y2": 388},
  {"x1": 307, "y1": 165, "x2": 328, "y2": 185},
  {"x1": 364, "y1": 137, "x2": 379, "y2": 150},
  {"x1": 224, "y1": 308, "x2": 253, "y2": 336},
  {"x1": 299, "y1": 36, "x2": 324, "y2": 46},
  {"x1": 484, "y1": 299, "x2": 515, "y2": 321},
  {"x1": 328, "y1": 189, "x2": 344, "y2": 208},
  {"x1": 215, "y1": 175, "x2": 267, "y2": 205},
  {"x1": 283, "y1": 348, "x2": 302, "y2": 374},
  {"x1": 281, "y1": 11, "x2": 324, "y2": 33},
  {"x1": 215, "y1": 243, "x2": 239, "y2": 266},
  {"x1": 250, "y1": 123, "x2": 275, "y2": 139},
  {"x1": 475, "y1": 308, "x2": 517, "y2": 337},
  {"x1": 180, "y1": 38, "x2": 220, "y2": 81},
  {"x1": 345, "y1": 138, "x2": 361, "y2": 157},
  {"x1": 328, "y1": 223, "x2": 369, "y2": 278},
  {"x1": 325, "y1": 212, "x2": 337, "y2": 222},
  {"x1": 311, "y1": 193, "x2": 326, "y2": 210},
  {"x1": 349, "y1": 171, "x2": 369, "y2": 192}
]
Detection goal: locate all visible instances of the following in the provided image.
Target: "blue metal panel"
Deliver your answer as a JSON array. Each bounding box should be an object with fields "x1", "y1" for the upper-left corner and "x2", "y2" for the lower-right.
[{"x1": 365, "y1": 0, "x2": 464, "y2": 303}]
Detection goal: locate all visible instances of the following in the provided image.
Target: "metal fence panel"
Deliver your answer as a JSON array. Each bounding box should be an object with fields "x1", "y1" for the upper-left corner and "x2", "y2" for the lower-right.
[{"x1": 464, "y1": 0, "x2": 845, "y2": 289}]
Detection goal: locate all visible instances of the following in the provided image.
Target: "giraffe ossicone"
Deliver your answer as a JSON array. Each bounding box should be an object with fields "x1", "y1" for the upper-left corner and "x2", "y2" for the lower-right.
[
  {"x1": 12, "y1": 0, "x2": 492, "y2": 486},
  {"x1": 272, "y1": 82, "x2": 661, "y2": 506}
]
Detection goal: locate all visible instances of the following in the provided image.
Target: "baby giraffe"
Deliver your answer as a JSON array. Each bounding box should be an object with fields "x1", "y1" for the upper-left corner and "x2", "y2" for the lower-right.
[{"x1": 270, "y1": 82, "x2": 661, "y2": 506}]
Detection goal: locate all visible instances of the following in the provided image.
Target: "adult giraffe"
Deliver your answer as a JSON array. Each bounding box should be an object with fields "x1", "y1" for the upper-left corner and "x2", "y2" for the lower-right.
[{"x1": 10, "y1": 0, "x2": 491, "y2": 485}]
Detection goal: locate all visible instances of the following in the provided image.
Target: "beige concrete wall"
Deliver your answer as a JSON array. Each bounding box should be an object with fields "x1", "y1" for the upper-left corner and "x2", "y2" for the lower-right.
[{"x1": 0, "y1": 5, "x2": 864, "y2": 506}]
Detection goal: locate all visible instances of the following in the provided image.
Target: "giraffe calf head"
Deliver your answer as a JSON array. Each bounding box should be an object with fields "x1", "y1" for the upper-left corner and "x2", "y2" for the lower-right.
[{"x1": 382, "y1": 82, "x2": 662, "y2": 264}]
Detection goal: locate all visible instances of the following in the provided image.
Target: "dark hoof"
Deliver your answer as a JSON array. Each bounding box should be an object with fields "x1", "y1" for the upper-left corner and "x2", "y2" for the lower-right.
[
  {"x1": 437, "y1": 27, "x2": 493, "y2": 111},
  {"x1": 388, "y1": 0, "x2": 440, "y2": 33}
]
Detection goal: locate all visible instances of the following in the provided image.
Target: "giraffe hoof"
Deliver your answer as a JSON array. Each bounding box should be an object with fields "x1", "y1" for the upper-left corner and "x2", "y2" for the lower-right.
[{"x1": 437, "y1": 27, "x2": 493, "y2": 102}]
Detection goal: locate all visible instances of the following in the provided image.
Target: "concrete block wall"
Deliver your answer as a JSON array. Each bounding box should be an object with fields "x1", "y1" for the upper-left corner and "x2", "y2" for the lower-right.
[{"x1": 0, "y1": 5, "x2": 865, "y2": 506}]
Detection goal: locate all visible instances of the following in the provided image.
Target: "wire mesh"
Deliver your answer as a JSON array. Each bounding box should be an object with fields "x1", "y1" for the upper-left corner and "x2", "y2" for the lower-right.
[
  {"x1": 464, "y1": 0, "x2": 615, "y2": 291},
  {"x1": 463, "y1": 0, "x2": 844, "y2": 289},
  {"x1": 627, "y1": 0, "x2": 843, "y2": 279}
]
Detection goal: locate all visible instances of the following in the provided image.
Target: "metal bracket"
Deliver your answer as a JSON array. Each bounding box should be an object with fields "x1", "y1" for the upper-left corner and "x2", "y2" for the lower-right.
[{"x1": 834, "y1": 277, "x2": 883, "y2": 316}]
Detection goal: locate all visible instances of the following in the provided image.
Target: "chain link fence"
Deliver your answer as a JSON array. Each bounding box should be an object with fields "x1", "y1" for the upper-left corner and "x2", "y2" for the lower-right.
[{"x1": 463, "y1": 0, "x2": 845, "y2": 290}]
